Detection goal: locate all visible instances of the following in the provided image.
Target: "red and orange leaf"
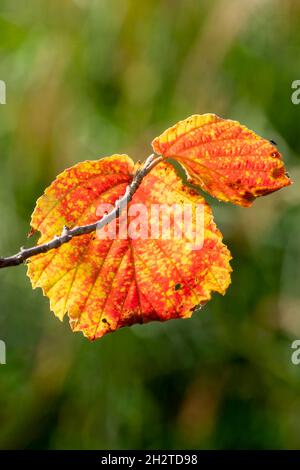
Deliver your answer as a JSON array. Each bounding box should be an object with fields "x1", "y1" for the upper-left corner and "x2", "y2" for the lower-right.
[
  {"x1": 152, "y1": 114, "x2": 291, "y2": 207},
  {"x1": 27, "y1": 155, "x2": 231, "y2": 340}
]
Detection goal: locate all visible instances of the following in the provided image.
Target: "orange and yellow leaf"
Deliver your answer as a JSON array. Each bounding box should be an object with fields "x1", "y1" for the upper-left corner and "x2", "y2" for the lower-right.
[
  {"x1": 27, "y1": 155, "x2": 231, "y2": 340},
  {"x1": 152, "y1": 114, "x2": 291, "y2": 207}
]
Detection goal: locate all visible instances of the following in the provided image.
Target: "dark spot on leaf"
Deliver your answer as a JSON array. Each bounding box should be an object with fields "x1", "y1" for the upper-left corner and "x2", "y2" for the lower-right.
[
  {"x1": 243, "y1": 191, "x2": 255, "y2": 202},
  {"x1": 189, "y1": 303, "x2": 200, "y2": 312},
  {"x1": 272, "y1": 167, "x2": 284, "y2": 178},
  {"x1": 255, "y1": 188, "x2": 268, "y2": 196},
  {"x1": 174, "y1": 283, "x2": 182, "y2": 291},
  {"x1": 228, "y1": 182, "x2": 239, "y2": 189}
]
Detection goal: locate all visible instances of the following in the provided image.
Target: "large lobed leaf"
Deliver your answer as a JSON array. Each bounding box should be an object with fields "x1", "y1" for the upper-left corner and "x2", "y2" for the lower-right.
[{"x1": 27, "y1": 154, "x2": 231, "y2": 340}]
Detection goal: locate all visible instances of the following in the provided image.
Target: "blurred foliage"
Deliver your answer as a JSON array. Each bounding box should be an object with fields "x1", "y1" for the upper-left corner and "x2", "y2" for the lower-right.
[{"x1": 0, "y1": 0, "x2": 300, "y2": 450}]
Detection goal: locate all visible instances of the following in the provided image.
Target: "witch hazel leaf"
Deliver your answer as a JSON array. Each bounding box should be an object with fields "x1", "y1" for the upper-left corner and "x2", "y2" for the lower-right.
[
  {"x1": 152, "y1": 114, "x2": 292, "y2": 207},
  {"x1": 25, "y1": 114, "x2": 291, "y2": 341},
  {"x1": 27, "y1": 155, "x2": 231, "y2": 340}
]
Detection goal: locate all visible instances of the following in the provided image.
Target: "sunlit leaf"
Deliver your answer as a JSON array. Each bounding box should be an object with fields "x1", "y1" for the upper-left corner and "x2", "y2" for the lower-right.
[
  {"x1": 27, "y1": 155, "x2": 231, "y2": 340},
  {"x1": 152, "y1": 114, "x2": 291, "y2": 207}
]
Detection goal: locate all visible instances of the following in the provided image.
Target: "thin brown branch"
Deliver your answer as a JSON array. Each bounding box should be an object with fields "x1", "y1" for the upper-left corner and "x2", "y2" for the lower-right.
[{"x1": 0, "y1": 153, "x2": 163, "y2": 269}]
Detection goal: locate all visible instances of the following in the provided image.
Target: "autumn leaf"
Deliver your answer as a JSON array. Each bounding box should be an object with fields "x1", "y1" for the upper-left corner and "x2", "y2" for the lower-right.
[
  {"x1": 25, "y1": 114, "x2": 291, "y2": 341},
  {"x1": 27, "y1": 155, "x2": 231, "y2": 340},
  {"x1": 152, "y1": 114, "x2": 291, "y2": 207}
]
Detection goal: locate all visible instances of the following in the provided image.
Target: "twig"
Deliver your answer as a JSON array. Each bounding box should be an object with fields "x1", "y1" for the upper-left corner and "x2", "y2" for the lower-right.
[{"x1": 0, "y1": 153, "x2": 163, "y2": 269}]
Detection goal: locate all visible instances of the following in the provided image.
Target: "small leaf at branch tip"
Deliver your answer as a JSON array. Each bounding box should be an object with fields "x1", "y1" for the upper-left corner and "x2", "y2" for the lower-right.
[{"x1": 152, "y1": 114, "x2": 291, "y2": 207}]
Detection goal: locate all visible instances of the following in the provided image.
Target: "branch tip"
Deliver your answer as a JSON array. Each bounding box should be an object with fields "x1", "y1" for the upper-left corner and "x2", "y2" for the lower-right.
[{"x1": 0, "y1": 153, "x2": 163, "y2": 269}]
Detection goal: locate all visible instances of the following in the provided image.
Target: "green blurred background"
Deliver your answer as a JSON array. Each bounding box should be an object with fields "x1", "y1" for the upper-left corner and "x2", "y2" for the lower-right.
[{"x1": 0, "y1": 0, "x2": 300, "y2": 450}]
